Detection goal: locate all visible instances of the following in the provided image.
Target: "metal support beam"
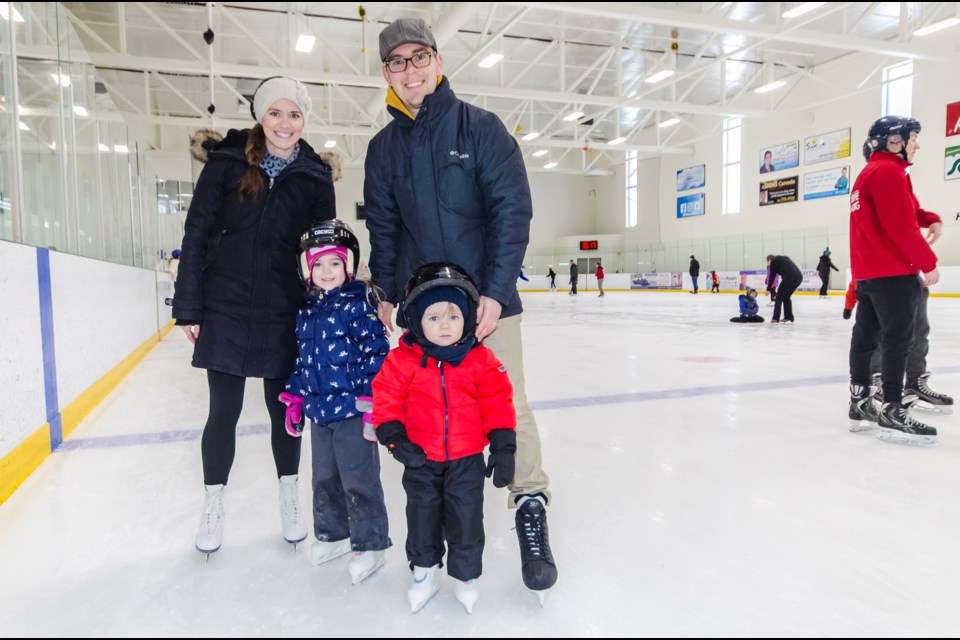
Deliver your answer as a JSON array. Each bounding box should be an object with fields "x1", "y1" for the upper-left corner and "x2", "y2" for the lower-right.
[
  {"x1": 62, "y1": 5, "x2": 117, "y2": 53},
  {"x1": 448, "y1": 6, "x2": 531, "y2": 79},
  {"x1": 151, "y1": 71, "x2": 209, "y2": 118},
  {"x1": 219, "y1": 4, "x2": 283, "y2": 66},
  {"x1": 510, "y1": 2, "x2": 940, "y2": 59},
  {"x1": 137, "y1": 2, "x2": 205, "y2": 61}
]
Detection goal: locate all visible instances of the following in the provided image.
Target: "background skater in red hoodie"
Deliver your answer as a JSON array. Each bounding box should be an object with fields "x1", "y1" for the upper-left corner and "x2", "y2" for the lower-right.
[
  {"x1": 847, "y1": 116, "x2": 940, "y2": 445},
  {"x1": 373, "y1": 263, "x2": 519, "y2": 614}
]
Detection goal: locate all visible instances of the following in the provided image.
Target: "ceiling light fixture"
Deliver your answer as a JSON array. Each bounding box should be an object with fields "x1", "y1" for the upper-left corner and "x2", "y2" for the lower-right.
[
  {"x1": 295, "y1": 34, "x2": 316, "y2": 53},
  {"x1": 563, "y1": 111, "x2": 584, "y2": 122},
  {"x1": 608, "y1": 137, "x2": 627, "y2": 145},
  {"x1": 532, "y1": 149, "x2": 548, "y2": 157},
  {"x1": 644, "y1": 69, "x2": 675, "y2": 84},
  {"x1": 324, "y1": 140, "x2": 336, "y2": 148},
  {"x1": 521, "y1": 132, "x2": 540, "y2": 141},
  {"x1": 782, "y1": 3, "x2": 826, "y2": 19},
  {"x1": 544, "y1": 162, "x2": 558, "y2": 169},
  {"x1": 478, "y1": 53, "x2": 504, "y2": 68},
  {"x1": 754, "y1": 80, "x2": 787, "y2": 94},
  {"x1": 913, "y1": 16, "x2": 960, "y2": 36},
  {"x1": 658, "y1": 118, "x2": 681, "y2": 128}
]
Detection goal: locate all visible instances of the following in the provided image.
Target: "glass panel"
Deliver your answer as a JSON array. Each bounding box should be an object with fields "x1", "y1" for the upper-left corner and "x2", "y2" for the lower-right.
[
  {"x1": 882, "y1": 61, "x2": 913, "y2": 117},
  {"x1": 0, "y1": 15, "x2": 15, "y2": 241},
  {"x1": 18, "y1": 56, "x2": 65, "y2": 250},
  {"x1": 74, "y1": 68, "x2": 102, "y2": 259},
  {"x1": 743, "y1": 233, "x2": 765, "y2": 271},
  {"x1": 727, "y1": 128, "x2": 741, "y2": 164}
]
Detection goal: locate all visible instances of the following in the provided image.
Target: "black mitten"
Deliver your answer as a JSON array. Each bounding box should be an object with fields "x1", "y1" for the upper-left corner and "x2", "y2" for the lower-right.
[
  {"x1": 375, "y1": 420, "x2": 426, "y2": 468},
  {"x1": 485, "y1": 429, "x2": 517, "y2": 488},
  {"x1": 842, "y1": 308, "x2": 852, "y2": 320}
]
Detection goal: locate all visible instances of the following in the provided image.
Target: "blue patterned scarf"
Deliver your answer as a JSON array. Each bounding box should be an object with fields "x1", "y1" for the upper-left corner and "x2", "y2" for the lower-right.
[{"x1": 260, "y1": 143, "x2": 300, "y2": 178}]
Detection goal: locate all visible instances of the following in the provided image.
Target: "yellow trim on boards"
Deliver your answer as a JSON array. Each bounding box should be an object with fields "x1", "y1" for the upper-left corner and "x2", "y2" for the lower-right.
[
  {"x1": 0, "y1": 425, "x2": 51, "y2": 505},
  {"x1": 60, "y1": 321, "x2": 175, "y2": 440},
  {"x1": 0, "y1": 321, "x2": 175, "y2": 505}
]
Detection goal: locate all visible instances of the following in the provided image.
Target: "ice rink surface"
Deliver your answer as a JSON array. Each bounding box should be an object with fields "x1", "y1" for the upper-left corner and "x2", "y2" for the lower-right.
[{"x1": 3, "y1": 290, "x2": 960, "y2": 637}]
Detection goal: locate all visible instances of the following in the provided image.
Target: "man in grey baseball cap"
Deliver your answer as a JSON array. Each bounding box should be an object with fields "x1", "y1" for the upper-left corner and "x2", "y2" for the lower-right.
[
  {"x1": 365, "y1": 17, "x2": 559, "y2": 603},
  {"x1": 378, "y1": 17, "x2": 436, "y2": 62}
]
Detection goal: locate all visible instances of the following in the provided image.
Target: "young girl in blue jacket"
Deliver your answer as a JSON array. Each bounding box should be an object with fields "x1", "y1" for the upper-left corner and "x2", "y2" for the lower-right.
[{"x1": 280, "y1": 220, "x2": 391, "y2": 585}]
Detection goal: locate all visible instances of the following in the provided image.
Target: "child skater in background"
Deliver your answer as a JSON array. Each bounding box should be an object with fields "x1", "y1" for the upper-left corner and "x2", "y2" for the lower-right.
[
  {"x1": 373, "y1": 262, "x2": 517, "y2": 614},
  {"x1": 280, "y1": 220, "x2": 392, "y2": 585},
  {"x1": 765, "y1": 272, "x2": 780, "y2": 307},
  {"x1": 710, "y1": 270, "x2": 720, "y2": 293},
  {"x1": 730, "y1": 287, "x2": 764, "y2": 323}
]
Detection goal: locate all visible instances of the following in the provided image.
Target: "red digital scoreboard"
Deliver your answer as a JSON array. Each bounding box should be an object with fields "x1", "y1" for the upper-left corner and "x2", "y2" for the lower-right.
[{"x1": 579, "y1": 240, "x2": 598, "y2": 251}]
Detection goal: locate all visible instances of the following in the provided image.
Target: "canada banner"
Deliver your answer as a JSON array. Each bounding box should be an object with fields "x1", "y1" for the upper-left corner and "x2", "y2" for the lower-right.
[{"x1": 947, "y1": 101, "x2": 960, "y2": 137}]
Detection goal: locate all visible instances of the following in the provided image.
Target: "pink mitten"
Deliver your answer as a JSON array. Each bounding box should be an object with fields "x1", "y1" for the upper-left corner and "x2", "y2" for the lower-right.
[
  {"x1": 356, "y1": 396, "x2": 376, "y2": 442},
  {"x1": 279, "y1": 391, "x2": 305, "y2": 437}
]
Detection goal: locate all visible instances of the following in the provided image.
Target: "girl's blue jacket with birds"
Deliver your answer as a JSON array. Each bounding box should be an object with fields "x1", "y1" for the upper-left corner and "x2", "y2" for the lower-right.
[{"x1": 285, "y1": 280, "x2": 389, "y2": 425}]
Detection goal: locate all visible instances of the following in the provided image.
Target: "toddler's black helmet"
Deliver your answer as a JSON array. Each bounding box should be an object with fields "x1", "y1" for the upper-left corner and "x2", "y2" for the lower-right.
[{"x1": 401, "y1": 262, "x2": 479, "y2": 346}]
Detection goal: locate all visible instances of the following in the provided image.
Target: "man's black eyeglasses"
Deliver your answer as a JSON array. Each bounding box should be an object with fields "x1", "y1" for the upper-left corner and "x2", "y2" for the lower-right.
[{"x1": 384, "y1": 51, "x2": 436, "y2": 74}]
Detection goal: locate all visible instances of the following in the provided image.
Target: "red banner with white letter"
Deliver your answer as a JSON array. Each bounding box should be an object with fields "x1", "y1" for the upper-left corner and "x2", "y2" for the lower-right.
[{"x1": 947, "y1": 101, "x2": 960, "y2": 137}]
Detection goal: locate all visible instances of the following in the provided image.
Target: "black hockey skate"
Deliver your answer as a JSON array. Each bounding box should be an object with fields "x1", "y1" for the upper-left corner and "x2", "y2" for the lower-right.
[
  {"x1": 877, "y1": 401, "x2": 937, "y2": 446},
  {"x1": 515, "y1": 495, "x2": 557, "y2": 605},
  {"x1": 903, "y1": 373, "x2": 954, "y2": 415},
  {"x1": 848, "y1": 383, "x2": 879, "y2": 432}
]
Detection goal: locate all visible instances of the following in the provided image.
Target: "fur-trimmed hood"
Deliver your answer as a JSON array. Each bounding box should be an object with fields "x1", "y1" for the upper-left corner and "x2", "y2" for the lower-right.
[{"x1": 188, "y1": 128, "x2": 342, "y2": 181}]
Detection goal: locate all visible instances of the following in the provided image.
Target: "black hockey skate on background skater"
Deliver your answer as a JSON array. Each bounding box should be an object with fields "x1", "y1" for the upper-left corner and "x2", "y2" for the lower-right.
[
  {"x1": 877, "y1": 401, "x2": 937, "y2": 446},
  {"x1": 903, "y1": 373, "x2": 954, "y2": 415},
  {"x1": 515, "y1": 495, "x2": 557, "y2": 605}
]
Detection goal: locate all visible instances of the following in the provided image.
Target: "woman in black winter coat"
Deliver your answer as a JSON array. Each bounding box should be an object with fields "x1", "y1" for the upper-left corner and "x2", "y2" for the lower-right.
[
  {"x1": 173, "y1": 76, "x2": 338, "y2": 557},
  {"x1": 816, "y1": 249, "x2": 839, "y2": 297}
]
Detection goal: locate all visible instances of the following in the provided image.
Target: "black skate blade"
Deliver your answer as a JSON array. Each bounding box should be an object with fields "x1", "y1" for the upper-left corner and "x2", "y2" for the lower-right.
[{"x1": 876, "y1": 428, "x2": 937, "y2": 447}]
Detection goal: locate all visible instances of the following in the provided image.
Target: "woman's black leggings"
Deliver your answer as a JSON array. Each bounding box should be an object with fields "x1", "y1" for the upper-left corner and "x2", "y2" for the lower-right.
[{"x1": 201, "y1": 370, "x2": 301, "y2": 485}]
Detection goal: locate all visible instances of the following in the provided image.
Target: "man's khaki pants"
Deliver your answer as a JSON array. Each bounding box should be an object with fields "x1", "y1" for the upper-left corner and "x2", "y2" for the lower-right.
[{"x1": 483, "y1": 314, "x2": 551, "y2": 507}]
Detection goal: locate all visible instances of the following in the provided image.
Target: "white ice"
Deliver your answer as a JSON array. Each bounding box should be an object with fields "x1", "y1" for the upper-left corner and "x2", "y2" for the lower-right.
[{"x1": 2, "y1": 290, "x2": 960, "y2": 637}]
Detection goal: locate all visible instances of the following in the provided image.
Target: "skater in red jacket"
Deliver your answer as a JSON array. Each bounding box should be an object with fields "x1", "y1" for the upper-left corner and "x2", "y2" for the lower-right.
[
  {"x1": 373, "y1": 262, "x2": 518, "y2": 614},
  {"x1": 847, "y1": 115, "x2": 940, "y2": 445}
]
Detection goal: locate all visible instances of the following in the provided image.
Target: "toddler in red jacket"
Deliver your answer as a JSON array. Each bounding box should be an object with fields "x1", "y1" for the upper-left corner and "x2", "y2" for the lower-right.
[{"x1": 373, "y1": 262, "x2": 516, "y2": 614}]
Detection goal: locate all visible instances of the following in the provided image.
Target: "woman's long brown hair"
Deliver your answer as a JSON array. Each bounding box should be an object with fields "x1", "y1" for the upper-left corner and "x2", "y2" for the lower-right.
[{"x1": 238, "y1": 124, "x2": 267, "y2": 201}]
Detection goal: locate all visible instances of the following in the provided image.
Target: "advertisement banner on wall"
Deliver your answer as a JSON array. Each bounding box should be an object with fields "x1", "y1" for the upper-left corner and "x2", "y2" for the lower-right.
[
  {"x1": 804, "y1": 128, "x2": 851, "y2": 165},
  {"x1": 740, "y1": 270, "x2": 769, "y2": 291},
  {"x1": 717, "y1": 272, "x2": 740, "y2": 291},
  {"x1": 798, "y1": 269, "x2": 820, "y2": 292},
  {"x1": 947, "y1": 101, "x2": 960, "y2": 137},
  {"x1": 946, "y1": 145, "x2": 960, "y2": 181},
  {"x1": 759, "y1": 176, "x2": 798, "y2": 206},
  {"x1": 804, "y1": 166, "x2": 851, "y2": 199},
  {"x1": 759, "y1": 140, "x2": 799, "y2": 174},
  {"x1": 631, "y1": 272, "x2": 682, "y2": 289},
  {"x1": 677, "y1": 164, "x2": 706, "y2": 191},
  {"x1": 677, "y1": 192, "x2": 705, "y2": 218}
]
